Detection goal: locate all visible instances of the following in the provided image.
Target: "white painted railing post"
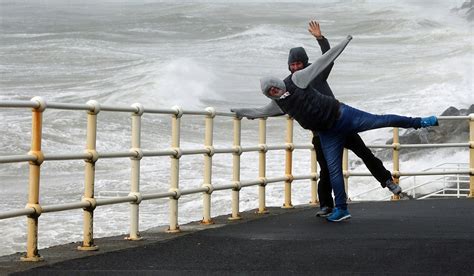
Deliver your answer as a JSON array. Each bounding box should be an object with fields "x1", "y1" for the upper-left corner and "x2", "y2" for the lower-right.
[
  {"x1": 343, "y1": 148, "x2": 349, "y2": 199},
  {"x1": 258, "y1": 118, "x2": 269, "y2": 214},
  {"x1": 78, "y1": 100, "x2": 100, "y2": 251},
  {"x1": 391, "y1": 127, "x2": 401, "y2": 201},
  {"x1": 21, "y1": 97, "x2": 46, "y2": 262},
  {"x1": 309, "y1": 132, "x2": 318, "y2": 205},
  {"x1": 167, "y1": 106, "x2": 182, "y2": 233},
  {"x1": 127, "y1": 103, "x2": 144, "y2": 240},
  {"x1": 229, "y1": 116, "x2": 242, "y2": 220},
  {"x1": 469, "y1": 113, "x2": 474, "y2": 198},
  {"x1": 202, "y1": 107, "x2": 215, "y2": 224},
  {"x1": 283, "y1": 117, "x2": 294, "y2": 208}
]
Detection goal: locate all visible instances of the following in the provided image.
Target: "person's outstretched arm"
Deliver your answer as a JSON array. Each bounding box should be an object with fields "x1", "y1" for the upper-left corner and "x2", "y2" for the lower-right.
[
  {"x1": 308, "y1": 20, "x2": 333, "y2": 81},
  {"x1": 292, "y1": 35, "x2": 352, "y2": 89},
  {"x1": 231, "y1": 100, "x2": 284, "y2": 119}
]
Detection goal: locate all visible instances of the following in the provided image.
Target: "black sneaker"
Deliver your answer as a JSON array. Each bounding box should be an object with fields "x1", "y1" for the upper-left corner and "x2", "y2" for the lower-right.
[
  {"x1": 398, "y1": 192, "x2": 413, "y2": 200},
  {"x1": 386, "y1": 180, "x2": 402, "y2": 195},
  {"x1": 316, "y1": 206, "x2": 333, "y2": 217}
]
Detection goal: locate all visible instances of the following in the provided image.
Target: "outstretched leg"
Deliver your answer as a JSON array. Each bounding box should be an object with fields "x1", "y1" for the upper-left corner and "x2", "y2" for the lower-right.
[{"x1": 332, "y1": 104, "x2": 437, "y2": 134}]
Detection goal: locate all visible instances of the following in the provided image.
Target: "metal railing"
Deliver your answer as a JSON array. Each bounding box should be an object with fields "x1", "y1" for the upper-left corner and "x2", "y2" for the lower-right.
[
  {"x1": 0, "y1": 97, "x2": 473, "y2": 261},
  {"x1": 351, "y1": 163, "x2": 470, "y2": 200}
]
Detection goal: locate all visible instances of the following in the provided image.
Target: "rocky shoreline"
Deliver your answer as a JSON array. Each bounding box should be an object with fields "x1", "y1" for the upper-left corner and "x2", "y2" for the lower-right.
[{"x1": 452, "y1": 0, "x2": 473, "y2": 21}]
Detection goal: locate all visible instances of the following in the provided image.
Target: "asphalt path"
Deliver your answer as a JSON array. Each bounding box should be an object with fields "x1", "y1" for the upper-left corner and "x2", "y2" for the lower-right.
[{"x1": 8, "y1": 199, "x2": 474, "y2": 275}]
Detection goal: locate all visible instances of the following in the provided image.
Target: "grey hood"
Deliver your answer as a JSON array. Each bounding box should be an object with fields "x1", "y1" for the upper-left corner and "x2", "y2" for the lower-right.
[{"x1": 260, "y1": 76, "x2": 286, "y2": 100}]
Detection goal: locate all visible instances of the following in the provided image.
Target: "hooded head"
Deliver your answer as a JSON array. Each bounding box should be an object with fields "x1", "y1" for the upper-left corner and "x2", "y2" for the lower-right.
[
  {"x1": 260, "y1": 76, "x2": 286, "y2": 100},
  {"x1": 288, "y1": 47, "x2": 309, "y2": 72}
]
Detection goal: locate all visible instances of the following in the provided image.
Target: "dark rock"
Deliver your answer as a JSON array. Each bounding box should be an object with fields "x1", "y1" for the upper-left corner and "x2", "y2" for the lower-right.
[
  {"x1": 452, "y1": 0, "x2": 474, "y2": 21},
  {"x1": 387, "y1": 104, "x2": 472, "y2": 145}
]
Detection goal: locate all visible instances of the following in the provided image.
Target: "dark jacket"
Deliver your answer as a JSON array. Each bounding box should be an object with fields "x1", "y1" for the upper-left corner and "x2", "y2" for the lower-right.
[{"x1": 276, "y1": 74, "x2": 340, "y2": 131}]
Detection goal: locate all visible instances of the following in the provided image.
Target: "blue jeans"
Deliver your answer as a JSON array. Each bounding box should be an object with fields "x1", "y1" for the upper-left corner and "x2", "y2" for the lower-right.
[{"x1": 318, "y1": 104, "x2": 421, "y2": 210}]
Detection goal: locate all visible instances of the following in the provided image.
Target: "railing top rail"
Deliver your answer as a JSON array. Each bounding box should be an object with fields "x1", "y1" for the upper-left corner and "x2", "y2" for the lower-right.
[
  {"x1": 1, "y1": 99, "x2": 472, "y2": 120},
  {"x1": 0, "y1": 101, "x2": 39, "y2": 109},
  {"x1": 0, "y1": 99, "x2": 239, "y2": 117},
  {"x1": 438, "y1": 115, "x2": 472, "y2": 120}
]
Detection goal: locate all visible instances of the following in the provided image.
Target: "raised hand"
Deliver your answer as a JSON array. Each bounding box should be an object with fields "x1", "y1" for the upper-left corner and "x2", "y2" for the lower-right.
[{"x1": 308, "y1": 20, "x2": 323, "y2": 39}]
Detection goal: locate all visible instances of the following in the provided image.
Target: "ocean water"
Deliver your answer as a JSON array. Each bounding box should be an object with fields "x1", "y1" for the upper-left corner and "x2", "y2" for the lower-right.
[{"x1": 0, "y1": 0, "x2": 472, "y2": 256}]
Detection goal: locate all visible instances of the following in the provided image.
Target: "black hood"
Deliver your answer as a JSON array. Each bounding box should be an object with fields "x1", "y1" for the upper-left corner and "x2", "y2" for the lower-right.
[{"x1": 287, "y1": 47, "x2": 309, "y2": 71}]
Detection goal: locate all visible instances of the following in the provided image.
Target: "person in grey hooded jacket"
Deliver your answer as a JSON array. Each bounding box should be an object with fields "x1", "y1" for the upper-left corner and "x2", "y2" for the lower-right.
[
  {"x1": 232, "y1": 21, "x2": 401, "y2": 218},
  {"x1": 253, "y1": 35, "x2": 438, "y2": 222}
]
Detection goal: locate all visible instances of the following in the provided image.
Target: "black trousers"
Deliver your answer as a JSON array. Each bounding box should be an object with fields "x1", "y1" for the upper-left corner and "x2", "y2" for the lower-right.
[{"x1": 312, "y1": 132, "x2": 392, "y2": 208}]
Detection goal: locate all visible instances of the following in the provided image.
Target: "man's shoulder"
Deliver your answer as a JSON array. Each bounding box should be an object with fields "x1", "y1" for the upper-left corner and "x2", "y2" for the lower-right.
[{"x1": 283, "y1": 74, "x2": 293, "y2": 85}]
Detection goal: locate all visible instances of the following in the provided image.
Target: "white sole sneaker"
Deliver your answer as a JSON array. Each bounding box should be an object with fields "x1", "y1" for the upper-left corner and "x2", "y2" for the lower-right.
[{"x1": 327, "y1": 214, "x2": 351, "y2": 222}]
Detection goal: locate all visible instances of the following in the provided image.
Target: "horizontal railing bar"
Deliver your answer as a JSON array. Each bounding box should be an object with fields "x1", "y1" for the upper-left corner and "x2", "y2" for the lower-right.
[
  {"x1": 1, "y1": 101, "x2": 471, "y2": 122},
  {"x1": 213, "y1": 184, "x2": 236, "y2": 191},
  {"x1": 99, "y1": 151, "x2": 135, "y2": 159},
  {"x1": 0, "y1": 208, "x2": 35, "y2": 219},
  {"x1": 398, "y1": 170, "x2": 470, "y2": 176},
  {"x1": 292, "y1": 174, "x2": 314, "y2": 181},
  {"x1": 0, "y1": 144, "x2": 314, "y2": 165},
  {"x1": 399, "y1": 143, "x2": 469, "y2": 149},
  {"x1": 266, "y1": 145, "x2": 288, "y2": 151},
  {"x1": 214, "y1": 112, "x2": 236, "y2": 117},
  {"x1": 352, "y1": 170, "x2": 470, "y2": 199},
  {"x1": 0, "y1": 155, "x2": 36, "y2": 164},
  {"x1": 418, "y1": 191, "x2": 469, "y2": 200},
  {"x1": 213, "y1": 148, "x2": 235, "y2": 154},
  {"x1": 142, "y1": 150, "x2": 176, "y2": 157},
  {"x1": 422, "y1": 193, "x2": 468, "y2": 197},
  {"x1": 293, "y1": 144, "x2": 313, "y2": 150},
  {"x1": 96, "y1": 196, "x2": 136, "y2": 206},
  {"x1": 348, "y1": 170, "x2": 469, "y2": 177},
  {"x1": 142, "y1": 191, "x2": 176, "y2": 200},
  {"x1": 181, "y1": 149, "x2": 209, "y2": 155},
  {"x1": 182, "y1": 110, "x2": 211, "y2": 116},
  {"x1": 438, "y1": 116, "x2": 470, "y2": 120},
  {"x1": 241, "y1": 146, "x2": 261, "y2": 152},
  {"x1": 44, "y1": 153, "x2": 90, "y2": 161},
  {"x1": 240, "y1": 179, "x2": 263, "y2": 188},
  {"x1": 180, "y1": 187, "x2": 209, "y2": 195},
  {"x1": 42, "y1": 201, "x2": 90, "y2": 213},
  {"x1": 266, "y1": 176, "x2": 289, "y2": 184},
  {"x1": 100, "y1": 105, "x2": 138, "y2": 113},
  {"x1": 364, "y1": 143, "x2": 469, "y2": 149},
  {"x1": 1, "y1": 145, "x2": 468, "y2": 164},
  {"x1": 11, "y1": 100, "x2": 233, "y2": 116},
  {"x1": 140, "y1": 108, "x2": 177, "y2": 114},
  {"x1": 441, "y1": 188, "x2": 470, "y2": 191},
  {"x1": 47, "y1": 102, "x2": 91, "y2": 111},
  {"x1": 0, "y1": 101, "x2": 39, "y2": 109}
]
